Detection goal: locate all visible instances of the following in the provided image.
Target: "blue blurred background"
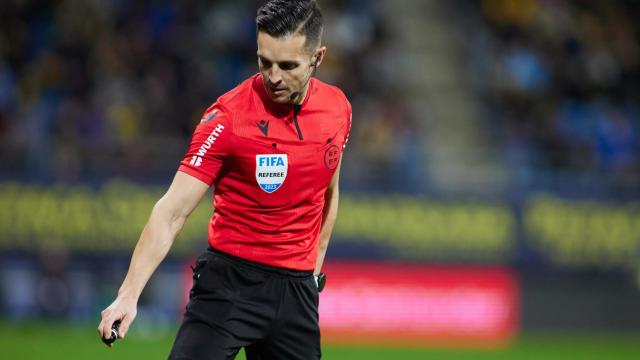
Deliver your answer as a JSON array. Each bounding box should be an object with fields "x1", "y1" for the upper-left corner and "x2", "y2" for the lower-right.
[{"x1": 1, "y1": 0, "x2": 640, "y2": 356}]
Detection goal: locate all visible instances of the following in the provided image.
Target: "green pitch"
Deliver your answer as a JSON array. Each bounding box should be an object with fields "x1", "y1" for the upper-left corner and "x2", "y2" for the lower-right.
[{"x1": 1, "y1": 322, "x2": 639, "y2": 359}]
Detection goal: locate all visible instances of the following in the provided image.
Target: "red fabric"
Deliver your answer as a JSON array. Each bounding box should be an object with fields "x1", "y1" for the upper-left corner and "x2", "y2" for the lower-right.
[{"x1": 179, "y1": 74, "x2": 351, "y2": 270}]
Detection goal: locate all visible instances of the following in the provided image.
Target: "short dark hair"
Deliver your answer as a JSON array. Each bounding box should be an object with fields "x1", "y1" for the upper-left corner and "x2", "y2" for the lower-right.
[{"x1": 256, "y1": 0, "x2": 323, "y2": 52}]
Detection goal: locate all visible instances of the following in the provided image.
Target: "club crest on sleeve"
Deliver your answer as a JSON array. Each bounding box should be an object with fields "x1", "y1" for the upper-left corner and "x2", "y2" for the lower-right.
[
  {"x1": 201, "y1": 109, "x2": 219, "y2": 124},
  {"x1": 255, "y1": 154, "x2": 288, "y2": 193}
]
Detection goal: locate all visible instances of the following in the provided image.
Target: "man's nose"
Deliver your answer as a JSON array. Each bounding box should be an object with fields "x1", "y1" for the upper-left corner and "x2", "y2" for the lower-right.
[{"x1": 268, "y1": 66, "x2": 282, "y2": 85}]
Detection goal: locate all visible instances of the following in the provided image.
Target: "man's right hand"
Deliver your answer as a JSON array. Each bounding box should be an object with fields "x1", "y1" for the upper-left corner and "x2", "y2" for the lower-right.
[{"x1": 98, "y1": 296, "x2": 138, "y2": 347}]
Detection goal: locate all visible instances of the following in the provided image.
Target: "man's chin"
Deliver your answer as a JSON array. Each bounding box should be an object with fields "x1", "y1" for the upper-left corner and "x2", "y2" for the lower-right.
[{"x1": 269, "y1": 93, "x2": 292, "y2": 104}]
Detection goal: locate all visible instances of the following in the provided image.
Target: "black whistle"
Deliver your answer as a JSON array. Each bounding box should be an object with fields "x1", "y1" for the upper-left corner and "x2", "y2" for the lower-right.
[{"x1": 102, "y1": 320, "x2": 121, "y2": 345}]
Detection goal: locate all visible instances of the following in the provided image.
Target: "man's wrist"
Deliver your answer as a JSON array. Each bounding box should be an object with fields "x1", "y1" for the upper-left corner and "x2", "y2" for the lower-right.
[{"x1": 117, "y1": 287, "x2": 141, "y2": 301}]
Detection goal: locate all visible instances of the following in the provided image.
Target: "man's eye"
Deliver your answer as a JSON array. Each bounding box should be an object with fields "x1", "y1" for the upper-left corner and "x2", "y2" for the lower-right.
[
  {"x1": 281, "y1": 63, "x2": 297, "y2": 70},
  {"x1": 260, "y1": 59, "x2": 272, "y2": 68}
]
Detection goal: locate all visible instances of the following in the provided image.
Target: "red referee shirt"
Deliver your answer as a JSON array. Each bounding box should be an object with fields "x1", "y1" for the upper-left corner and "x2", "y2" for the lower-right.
[{"x1": 178, "y1": 74, "x2": 351, "y2": 270}]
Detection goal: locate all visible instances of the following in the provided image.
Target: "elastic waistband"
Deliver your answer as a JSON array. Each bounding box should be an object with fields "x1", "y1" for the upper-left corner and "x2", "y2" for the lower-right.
[{"x1": 207, "y1": 246, "x2": 314, "y2": 279}]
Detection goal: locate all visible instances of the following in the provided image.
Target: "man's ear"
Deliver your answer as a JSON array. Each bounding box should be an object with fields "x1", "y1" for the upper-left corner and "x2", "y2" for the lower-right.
[{"x1": 313, "y1": 46, "x2": 327, "y2": 67}]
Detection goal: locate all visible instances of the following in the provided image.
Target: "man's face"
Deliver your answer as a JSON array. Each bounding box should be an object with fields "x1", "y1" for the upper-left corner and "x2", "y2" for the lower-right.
[{"x1": 257, "y1": 32, "x2": 316, "y2": 104}]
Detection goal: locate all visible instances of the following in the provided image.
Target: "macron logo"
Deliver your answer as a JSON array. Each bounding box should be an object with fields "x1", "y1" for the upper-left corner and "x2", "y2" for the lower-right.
[{"x1": 190, "y1": 123, "x2": 225, "y2": 167}]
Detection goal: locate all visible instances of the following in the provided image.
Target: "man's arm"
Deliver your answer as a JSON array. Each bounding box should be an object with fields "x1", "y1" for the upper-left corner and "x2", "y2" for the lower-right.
[
  {"x1": 98, "y1": 171, "x2": 209, "y2": 344},
  {"x1": 314, "y1": 158, "x2": 342, "y2": 275}
]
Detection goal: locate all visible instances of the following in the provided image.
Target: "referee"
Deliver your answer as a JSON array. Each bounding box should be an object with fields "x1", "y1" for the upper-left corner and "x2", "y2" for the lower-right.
[{"x1": 98, "y1": 1, "x2": 351, "y2": 359}]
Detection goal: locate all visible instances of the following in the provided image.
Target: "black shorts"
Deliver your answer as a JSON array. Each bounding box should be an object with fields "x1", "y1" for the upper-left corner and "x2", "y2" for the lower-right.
[{"x1": 168, "y1": 247, "x2": 321, "y2": 360}]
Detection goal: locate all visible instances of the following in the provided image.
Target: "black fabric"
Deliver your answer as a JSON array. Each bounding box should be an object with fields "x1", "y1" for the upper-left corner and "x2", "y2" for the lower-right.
[{"x1": 168, "y1": 248, "x2": 321, "y2": 360}]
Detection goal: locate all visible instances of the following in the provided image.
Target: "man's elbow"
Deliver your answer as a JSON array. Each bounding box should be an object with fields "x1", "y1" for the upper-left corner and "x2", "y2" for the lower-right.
[{"x1": 152, "y1": 198, "x2": 188, "y2": 235}]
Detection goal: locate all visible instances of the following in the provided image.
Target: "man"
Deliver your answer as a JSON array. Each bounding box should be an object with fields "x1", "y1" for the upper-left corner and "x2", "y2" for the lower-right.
[{"x1": 98, "y1": 0, "x2": 351, "y2": 359}]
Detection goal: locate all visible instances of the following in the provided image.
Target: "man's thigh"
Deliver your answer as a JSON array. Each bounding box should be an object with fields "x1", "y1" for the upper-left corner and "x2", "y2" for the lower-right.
[
  {"x1": 168, "y1": 314, "x2": 241, "y2": 360},
  {"x1": 169, "y1": 251, "x2": 276, "y2": 359},
  {"x1": 245, "y1": 277, "x2": 321, "y2": 360},
  {"x1": 244, "y1": 335, "x2": 320, "y2": 360}
]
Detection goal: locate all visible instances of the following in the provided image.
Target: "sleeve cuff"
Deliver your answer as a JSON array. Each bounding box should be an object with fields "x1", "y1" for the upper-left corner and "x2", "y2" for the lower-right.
[{"x1": 178, "y1": 164, "x2": 215, "y2": 186}]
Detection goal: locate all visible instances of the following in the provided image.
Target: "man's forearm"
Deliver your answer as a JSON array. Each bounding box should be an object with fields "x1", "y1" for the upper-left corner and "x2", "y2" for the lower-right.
[
  {"x1": 314, "y1": 187, "x2": 339, "y2": 275},
  {"x1": 118, "y1": 200, "x2": 186, "y2": 300}
]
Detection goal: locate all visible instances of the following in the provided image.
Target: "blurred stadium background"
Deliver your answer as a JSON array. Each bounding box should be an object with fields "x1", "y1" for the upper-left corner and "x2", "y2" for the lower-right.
[{"x1": 1, "y1": 0, "x2": 640, "y2": 358}]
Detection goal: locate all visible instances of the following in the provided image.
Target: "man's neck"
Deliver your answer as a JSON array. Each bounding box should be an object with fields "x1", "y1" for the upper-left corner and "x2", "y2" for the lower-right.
[{"x1": 289, "y1": 83, "x2": 310, "y2": 106}]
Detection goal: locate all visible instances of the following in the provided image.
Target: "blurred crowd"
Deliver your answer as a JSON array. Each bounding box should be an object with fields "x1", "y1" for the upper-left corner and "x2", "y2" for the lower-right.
[
  {"x1": 0, "y1": 0, "x2": 420, "y2": 192},
  {"x1": 6, "y1": 0, "x2": 637, "y2": 195},
  {"x1": 473, "y1": 0, "x2": 640, "y2": 192}
]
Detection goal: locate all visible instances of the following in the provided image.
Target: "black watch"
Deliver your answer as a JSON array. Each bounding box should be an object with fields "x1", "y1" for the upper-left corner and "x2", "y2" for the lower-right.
[{"x1": 315, "y1": 272, "x2": 326, "y2": 292}]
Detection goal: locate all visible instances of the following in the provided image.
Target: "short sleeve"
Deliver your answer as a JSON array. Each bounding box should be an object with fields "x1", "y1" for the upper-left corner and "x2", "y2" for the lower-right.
[
  {"x1": 342, "y1": 99, "x2": 352, "y2": 151},
  {"x1": 178, "y1": 104, "x2": 233, "y2": 185}
]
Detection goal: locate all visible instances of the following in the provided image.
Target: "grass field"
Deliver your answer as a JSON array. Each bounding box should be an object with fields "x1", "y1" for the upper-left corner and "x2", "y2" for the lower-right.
[{"x1": 2, "y1": 322, "x2": 639, "y2": 359}]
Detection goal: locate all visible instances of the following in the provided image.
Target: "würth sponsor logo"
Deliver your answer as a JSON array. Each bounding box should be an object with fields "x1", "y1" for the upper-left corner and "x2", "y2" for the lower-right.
[{"x1": 190, "y1": 123, "x2": 225, "y2": 167}]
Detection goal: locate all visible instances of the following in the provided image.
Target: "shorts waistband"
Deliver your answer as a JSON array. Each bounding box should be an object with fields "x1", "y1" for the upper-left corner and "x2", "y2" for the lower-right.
[{"x1": 207, "y1": 246, "x2": 314, "y2": 279}]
